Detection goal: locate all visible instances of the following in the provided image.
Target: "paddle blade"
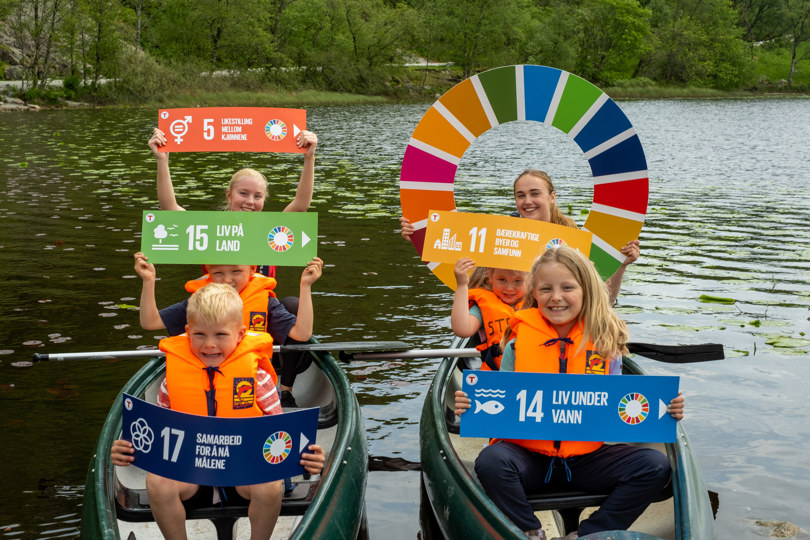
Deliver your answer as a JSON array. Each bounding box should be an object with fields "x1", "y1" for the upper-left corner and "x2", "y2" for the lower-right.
[{"x1": 628, "y1": 342, "x2": 725, "y2": 363}]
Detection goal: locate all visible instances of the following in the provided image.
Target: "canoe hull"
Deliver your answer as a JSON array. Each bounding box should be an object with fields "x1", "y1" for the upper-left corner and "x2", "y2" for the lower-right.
[{"x1": 419, "y1": 337, "x2": 715, "y2": 540}]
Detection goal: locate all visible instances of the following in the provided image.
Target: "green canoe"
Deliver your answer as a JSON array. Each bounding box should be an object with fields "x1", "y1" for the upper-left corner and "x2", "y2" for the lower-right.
[
  {"x1": 419, "y1": 336, "x2": 715, "y2": 540},
  {"x1": 80, "y1": 342, "x2": 368, "y2": 539}
]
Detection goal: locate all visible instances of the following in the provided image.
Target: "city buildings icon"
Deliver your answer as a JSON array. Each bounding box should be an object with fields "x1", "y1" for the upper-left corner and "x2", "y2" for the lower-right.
[{"x1": 433, "y1": 228, "x2": 462, "y2": 251}]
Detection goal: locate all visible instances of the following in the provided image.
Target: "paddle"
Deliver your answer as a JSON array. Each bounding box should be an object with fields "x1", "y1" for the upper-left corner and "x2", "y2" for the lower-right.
[
  {"x1": 29, "y1": 341, "x2": 723, "y2": 364},
  {"x1": 29, "y1": 341, "x2": 411, "y2": 363},
  {"x1": 626, "y1": 342, "x2": 724, "y2": 363},
  {"x1": 345, "y1": 342, "x2": 725, "y2": 363}
]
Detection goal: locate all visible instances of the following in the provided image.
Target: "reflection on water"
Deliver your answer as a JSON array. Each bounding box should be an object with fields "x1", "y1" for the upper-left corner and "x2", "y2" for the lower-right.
[{"x1": 0, "y1": 99, "x2": 809, "y2": 538}]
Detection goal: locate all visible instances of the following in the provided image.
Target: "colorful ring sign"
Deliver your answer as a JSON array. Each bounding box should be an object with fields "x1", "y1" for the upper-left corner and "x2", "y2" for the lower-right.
[{"x1": 399, "y1": 65, "x2": 648, "y2": 289}]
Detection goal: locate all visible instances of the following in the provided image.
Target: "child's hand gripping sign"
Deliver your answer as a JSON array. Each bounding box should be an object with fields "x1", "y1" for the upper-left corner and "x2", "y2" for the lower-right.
[
  {"x1": 122, "y1": 394, "x2": 319, "y2": 486},
  {"x1": 157, "y1": 107, "x2": 307, "y2": 153}
]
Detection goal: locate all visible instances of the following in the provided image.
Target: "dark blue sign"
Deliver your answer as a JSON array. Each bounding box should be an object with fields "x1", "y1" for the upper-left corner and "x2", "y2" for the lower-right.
[
  {"x1": 460, "y1": 371, "x2": 680, "y2": 443},
  {"x1": 122, "y1": 394, "x2": 319, "y2": 486}
]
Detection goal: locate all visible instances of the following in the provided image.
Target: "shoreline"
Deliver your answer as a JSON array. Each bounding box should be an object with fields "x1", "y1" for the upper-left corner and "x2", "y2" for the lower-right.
[{"x1": 2, "y1": 84, "x2": 808, "y2": 112}]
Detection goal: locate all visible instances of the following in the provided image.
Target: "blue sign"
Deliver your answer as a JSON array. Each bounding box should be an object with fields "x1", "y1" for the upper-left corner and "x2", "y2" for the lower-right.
[
  {"x1": 122, "y1": 394, "x2": 319, "y2": 486},
  {"x1": 460, "y1": 371, "x2": 680, "y2": 443}
]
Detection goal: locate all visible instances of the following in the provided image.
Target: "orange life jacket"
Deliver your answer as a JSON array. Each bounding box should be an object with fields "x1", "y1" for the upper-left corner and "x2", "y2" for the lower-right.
[
  {"x1": 161, "y1": 332, "x2": 277, "y2": 417},
  {"x1": 500, "y1": 308, "x2": 608, "y2": 458},
  {"x1": 468, "y1": 288, "x2": 521, "y2": 371},
  {"x1": 185, "y1": 273, "x2": 277, "y2": 333}
]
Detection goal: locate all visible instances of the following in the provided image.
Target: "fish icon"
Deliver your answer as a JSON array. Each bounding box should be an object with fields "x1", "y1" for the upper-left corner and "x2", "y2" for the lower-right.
[{"x1": 475, "y1": 400, "x2": 505, "y2": 415}]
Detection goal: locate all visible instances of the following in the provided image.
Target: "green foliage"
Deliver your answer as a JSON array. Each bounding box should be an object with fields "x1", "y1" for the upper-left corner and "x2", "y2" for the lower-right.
[
  {"x1": 420, "y1": 0, "x2": 531, "y2": 78},
  {"x1": 0, "y1": 0, "x2": 808, "y2": 100},
  {"x1": 570, "y1": 0, "x2": 652, "y2": 84},
  {"x1": 92, "y1": 49, "x2": 210, "y2": 102},
  {"x1": 642, "y1": 0, "x2": 754, "y2": 89},
  {"x1": 753, "y1": 42, "x2": 810, "y2": 85},
  {"x1": 22, "y1": 86, "x2": 63, "y2": 104}
]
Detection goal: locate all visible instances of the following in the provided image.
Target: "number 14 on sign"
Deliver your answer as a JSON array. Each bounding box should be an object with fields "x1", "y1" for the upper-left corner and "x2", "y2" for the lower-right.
[{"x1": 517, "y1": 390, "x2": 544, "y2": 422}]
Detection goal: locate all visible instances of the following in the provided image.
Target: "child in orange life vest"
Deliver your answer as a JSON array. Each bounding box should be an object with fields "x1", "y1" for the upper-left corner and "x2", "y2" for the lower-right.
[
  {"x1": 112, "y1": 283, "x2": 325, "y2": 540},
  {"x1": 454, "y1": 247, "x2": 684, "y2": 540},
  {"x1": 148, "y1": 128, "x2": 317, "y2": 280},
  {"x1": 134, "y1": 252, "x2": 323, "y2": 406},
  {"x1": 451, "y1": 257, "x2": 528, "y2": 370}
]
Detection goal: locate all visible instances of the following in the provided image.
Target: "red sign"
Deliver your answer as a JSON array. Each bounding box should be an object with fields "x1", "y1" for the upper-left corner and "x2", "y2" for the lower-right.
[{"x1": 157, "y1": 107, "x2": 306, "y2": 153}]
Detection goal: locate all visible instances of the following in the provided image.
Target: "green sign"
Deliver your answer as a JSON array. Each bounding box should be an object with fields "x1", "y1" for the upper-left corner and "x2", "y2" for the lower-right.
[{"x1": 141, "y1": 211, "x2": 317, "y2": 265}]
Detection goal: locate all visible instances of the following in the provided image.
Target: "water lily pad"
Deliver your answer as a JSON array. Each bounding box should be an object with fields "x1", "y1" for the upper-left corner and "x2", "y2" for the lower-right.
[
  {"x1": 699, "y1": 294, "x2": 736, "y2": 305},
  {"x1": 765, "y1": 336, "x2": 810, "y2": 349}
]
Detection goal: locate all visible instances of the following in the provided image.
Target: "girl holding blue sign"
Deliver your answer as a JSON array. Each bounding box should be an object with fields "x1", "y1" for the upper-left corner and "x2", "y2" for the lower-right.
[{"x1": 454, "y1": 247, "x2": 683, "y2": 540}]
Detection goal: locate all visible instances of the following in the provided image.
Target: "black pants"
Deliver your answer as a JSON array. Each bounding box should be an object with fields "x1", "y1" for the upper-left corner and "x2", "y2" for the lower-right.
[{"x1": 474, "y1": 441, "x2": 671, "y2": 535}]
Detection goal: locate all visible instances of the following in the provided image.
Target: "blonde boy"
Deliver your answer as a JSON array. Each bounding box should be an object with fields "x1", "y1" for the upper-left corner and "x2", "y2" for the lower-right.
[
  {"x1": 112, "y1": 284, "x2": 324, "y2": 540},
  {"x1": 133, "y1": 252, "x2": 324, "y2": 404}
]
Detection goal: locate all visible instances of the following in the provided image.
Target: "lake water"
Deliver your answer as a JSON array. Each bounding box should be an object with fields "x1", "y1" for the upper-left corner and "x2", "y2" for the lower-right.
[{"x1": 0, "y1": 97, "x2": 809, "y2": 539}]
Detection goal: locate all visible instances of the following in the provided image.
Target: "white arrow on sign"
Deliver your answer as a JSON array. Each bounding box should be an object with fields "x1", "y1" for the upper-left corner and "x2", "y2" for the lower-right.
[
  {"x1": 658, "y1": 399, "x2": 668, "y2": 419},
  {"x1": 299, "y1": 432, "x2": 310, "y2": 453},
  {"x1": 301, "y1": 231, "x2": 310, "y2": 248},
  {"x1": 293, "y1": 124, "x2": 301, "y2": 137}
]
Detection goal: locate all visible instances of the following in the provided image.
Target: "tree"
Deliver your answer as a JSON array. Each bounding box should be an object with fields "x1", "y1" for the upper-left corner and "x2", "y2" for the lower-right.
[
  {"x1": 574, "y1": 0, "x2": 652, "y2": 84},
  {"x1": 6, "y1": 0, "x2": 68, "y2": 90},
  {"x1": 781, "y1": 0, "x2": 810, "y2": 83},
  {"x1": 732, "y1": 0, "x2": 785, "y2": 48},
  {"x1": 144, "y1": 0, "x2": 274, "y2": 68},
  {"x1": 278, "y1": 0, "x2": 414, "y2": 92},
  {"x1": 643, "y1": 0, "x2": 752, "y2": 88},
  {"x1": 80, "y1": 0, "x2": 122, "y2": 89},
  {"x1": 424, "y1": 0, "x2": 531, "y2": 78}
]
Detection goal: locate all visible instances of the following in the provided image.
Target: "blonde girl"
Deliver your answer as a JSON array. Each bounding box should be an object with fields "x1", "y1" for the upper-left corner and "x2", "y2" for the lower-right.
[
  {"x1": 454, "y1": 247, "x2": 683, "y2": 539},
  {"x1": 451, "y1": 258, "x2": 528, "y2": 370}
]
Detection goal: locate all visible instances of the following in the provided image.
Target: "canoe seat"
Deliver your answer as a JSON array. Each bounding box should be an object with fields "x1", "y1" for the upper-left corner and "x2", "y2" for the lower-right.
[
  {"x1": 115, "y1": 481, "x2": 314, "y2": 540},
  {"x1": 527, "y1": 481, "x2": 672, "y2": 533}
]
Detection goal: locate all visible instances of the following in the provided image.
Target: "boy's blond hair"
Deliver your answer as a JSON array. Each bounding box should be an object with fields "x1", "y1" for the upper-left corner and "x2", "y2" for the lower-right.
[{"x1": 187, "y1": 283, "x2": 243, "y2": 327}]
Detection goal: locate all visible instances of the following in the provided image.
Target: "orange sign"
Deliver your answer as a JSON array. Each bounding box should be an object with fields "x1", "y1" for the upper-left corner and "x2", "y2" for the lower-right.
[
  {"x1": 422, "y1": 210, "x2": 592, "y2": 272},
  {"x1": 157, "y1": 107, "x2": 306, "y2": 153}
]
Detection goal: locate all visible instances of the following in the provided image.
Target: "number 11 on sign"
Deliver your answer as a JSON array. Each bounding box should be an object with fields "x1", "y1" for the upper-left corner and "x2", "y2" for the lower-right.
[{"x1": 469, "y1": 227, "x2": 486, "y2": 253}]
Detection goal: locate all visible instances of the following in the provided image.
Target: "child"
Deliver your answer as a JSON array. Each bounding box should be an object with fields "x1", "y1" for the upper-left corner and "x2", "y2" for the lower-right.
[
  {"x1": 148, "y1": 127, "x2": 318, "y2": 278},
  {"x1": 111, "y1": 283, "x2": 325, "y2": 540},
  {"x1": 134, "y1": 252, "x2": 323, "y2": 407},
  {"x1": 451, "y1": 257, "x2": 528, "y2": 370},
  {"x1": 454, "y1": 247, "x2": 684, "y2": 540}
]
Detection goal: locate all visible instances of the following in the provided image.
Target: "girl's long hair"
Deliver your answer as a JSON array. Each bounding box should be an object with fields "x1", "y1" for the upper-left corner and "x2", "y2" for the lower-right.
[
  {"x1": 514, "y1": 170, "x2": 577, "y2": 228},
  {"x1": 501, "y1": 247, "x2": 628, "y2": 358}
]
